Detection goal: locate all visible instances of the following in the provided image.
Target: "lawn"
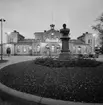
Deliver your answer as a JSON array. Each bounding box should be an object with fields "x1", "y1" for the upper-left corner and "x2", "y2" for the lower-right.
[{"x1": 0, "y1": 59, "x2": 103, "y2": 103}]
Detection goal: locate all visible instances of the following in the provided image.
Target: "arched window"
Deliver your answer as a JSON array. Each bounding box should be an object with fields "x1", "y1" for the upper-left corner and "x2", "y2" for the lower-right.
[
  {"x1": 29, "y1": 46, "x2": 32, "y2": 50},
  {"x1": 17, "y1": 45, "x2": 20, "y2": 52},
  {"x1": 57, "y1": 45, "x2": 60, "y2": 49},
  {"x1": 51, "y1": 33, "x2": 54, "y2": 35},
  {"x1": 45, "y1": 44, "x2": 49, "y2": 49},
  {"x1": 51, "y1": 45, "x2": 55, "y2": 52},
  {"x1": 73, "y1": 46, "x2": 76, "y2": 53},
  {"x1": 78, "y1": 46, "x2": 81, "y2": 54},
  {"x1": 37, "y1": 45, "x2": 40, "y2": 52},
  {"x1": 23, "y1": 46, "x2": 27, "y2": 52}
]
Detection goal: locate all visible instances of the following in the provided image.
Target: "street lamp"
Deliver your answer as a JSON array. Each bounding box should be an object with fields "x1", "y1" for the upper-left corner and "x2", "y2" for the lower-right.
[{"x1": 0, "y1": 18, "x2": 6, "y2": 60}]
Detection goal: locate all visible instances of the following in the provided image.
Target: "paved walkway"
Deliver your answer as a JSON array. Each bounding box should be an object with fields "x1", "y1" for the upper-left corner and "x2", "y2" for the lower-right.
[
  {"x1": 0, "y1": 56, "x2": 41, "y2": 69},
  {"x1": 0, "y1": 55, "x2": 103, "y2": 69},
  {"x1": 96, "y1": 54, "x2": 103, "y2": 62}
]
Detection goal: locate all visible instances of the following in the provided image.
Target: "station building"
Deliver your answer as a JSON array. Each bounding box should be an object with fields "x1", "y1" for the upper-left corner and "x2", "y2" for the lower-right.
[{"x1": 0, "y1": 24, "x2": 93, "y2": 56}]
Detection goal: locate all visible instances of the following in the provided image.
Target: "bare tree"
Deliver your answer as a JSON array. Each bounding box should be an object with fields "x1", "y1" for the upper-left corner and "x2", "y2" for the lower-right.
[{"x1": 92, "y1": 13, "x2": 103, "y2": 53}]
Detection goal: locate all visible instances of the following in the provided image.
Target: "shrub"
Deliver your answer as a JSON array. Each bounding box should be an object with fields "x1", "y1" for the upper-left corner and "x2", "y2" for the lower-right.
[{"x1": 34, "y1": 57, "x2": 102, "y2": 68}]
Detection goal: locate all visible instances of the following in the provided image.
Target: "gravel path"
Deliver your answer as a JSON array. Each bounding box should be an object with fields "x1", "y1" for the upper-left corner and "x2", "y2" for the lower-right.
[
  {"x1": 0, "y1": 55, "x2": 103, "y2": 69},
  {"x1": 0, "y1": 56, "x2": 41, "y2": 69}
]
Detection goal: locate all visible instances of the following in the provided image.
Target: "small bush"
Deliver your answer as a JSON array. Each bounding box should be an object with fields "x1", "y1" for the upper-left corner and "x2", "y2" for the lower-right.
[{"x1": 34, "y1": 57, "x2": 102, "y2": 68}]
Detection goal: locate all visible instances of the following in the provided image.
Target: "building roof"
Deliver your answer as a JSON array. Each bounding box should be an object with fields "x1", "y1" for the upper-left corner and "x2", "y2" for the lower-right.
[
  {"x1": 34, "y1": 32, "x2": 44, "y2": 40},
  {"x1": 34, "y1": 32, "x2": 44, "y2": 35},
  {"x1": 34, "y1": 24, "x2": 61, "y2": 41},
  {"x1": 18, "y1": 39, "x2": 34, "y2": 43},
  {"x1": 77, "y1": 32, "x2": 92, "y2": 39},
  {"x1": 70, "y1": 39, "x2": 88, "y2": 45},
  {"x1": 12, "y1": 30, "x2": 25, "y2": 38}
]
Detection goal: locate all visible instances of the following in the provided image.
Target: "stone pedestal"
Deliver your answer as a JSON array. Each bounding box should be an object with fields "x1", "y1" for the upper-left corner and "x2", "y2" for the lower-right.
[{"x1": 59, "y1": 24, "x2": 71, "y2": 60}]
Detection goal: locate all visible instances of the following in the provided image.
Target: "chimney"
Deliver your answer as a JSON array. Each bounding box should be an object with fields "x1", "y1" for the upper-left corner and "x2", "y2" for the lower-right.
[
  {"x1": 14, "y1": 30, "x2": 17, "y2": 33},
  {"x1": 85, "y1": 32, "x2": 88, "y2": 34}
]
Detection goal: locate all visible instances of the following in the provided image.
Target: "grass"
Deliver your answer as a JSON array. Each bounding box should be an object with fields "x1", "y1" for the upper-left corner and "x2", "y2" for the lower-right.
[
  {"x1": 0, "y1": 60, "x2": 103, "y2": 103},
  {"x1": 34, "y1": 57, "x2": 101, "y2": 67}
]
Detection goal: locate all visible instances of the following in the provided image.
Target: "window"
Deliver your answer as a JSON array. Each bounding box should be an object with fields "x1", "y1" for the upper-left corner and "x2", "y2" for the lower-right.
[
  {"x1": 17, "y1": 45, "x2": 20, "y2": 52},
  {"x1": 57, "y1": 45, "x2": 60, "y2": 49},
  {"x1": 78, "y1": 46, "x2": 81, "y2": 54},
  {"x1": 88, "y1": 39, "x2": 91, "y2": 44},
  {"x1": 73, "y1": 46, "x2": 76, "y2": 53},
  {"x1": 37, "y1": 45, "x2": 40, "y2": 52},
  {"x1": 88, "y1": 39, "x2": 92, "y2": 44},
  {"x1": 23, "y1": 46, "x2": 27, "y2": 52},
  {"x1": 45, "y1": 44, "x2": 49, "y2": 49},
  {"x1": 29, "y1": 46, "x2": 32, "y2": 50},
  {"x1": 51, "y1": 45, "x2": 55, "y2": 52},
  {"x1": 51, "y1": 33, "x2": 54, "y2": 35}
]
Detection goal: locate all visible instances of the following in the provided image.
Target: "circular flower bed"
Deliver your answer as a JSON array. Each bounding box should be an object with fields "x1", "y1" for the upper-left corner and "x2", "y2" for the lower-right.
[{"x1": 0, "y1": 59, "x2": 103, "y2": 103}]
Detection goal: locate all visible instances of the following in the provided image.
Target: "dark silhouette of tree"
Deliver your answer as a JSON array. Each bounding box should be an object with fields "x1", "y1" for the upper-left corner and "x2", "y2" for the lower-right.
[{"x1": 92, "y1": 13, "x2": 103, "y2": 54}]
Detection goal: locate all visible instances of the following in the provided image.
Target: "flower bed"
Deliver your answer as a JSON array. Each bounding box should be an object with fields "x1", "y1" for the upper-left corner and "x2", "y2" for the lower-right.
[{"x1": 0, "y1": 60, "x2": 103, "y2": 103}]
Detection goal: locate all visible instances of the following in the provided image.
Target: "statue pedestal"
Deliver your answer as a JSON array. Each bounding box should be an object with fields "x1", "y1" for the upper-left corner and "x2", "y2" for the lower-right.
[
  {"x1": 59, "y1": 37, "x2": 71, "y2": 60},
  {"x1": 59, "y1": 52, "x2": 71, "y2": 60}
]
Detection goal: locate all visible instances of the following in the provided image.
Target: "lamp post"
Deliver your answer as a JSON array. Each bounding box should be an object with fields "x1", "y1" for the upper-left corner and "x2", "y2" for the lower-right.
[
  {"x1": 0, "y1": 18, "x2": 6, "y2": 60},
  {"x1": 93, "y1": 34, "x2": 96, "y2": 53}
]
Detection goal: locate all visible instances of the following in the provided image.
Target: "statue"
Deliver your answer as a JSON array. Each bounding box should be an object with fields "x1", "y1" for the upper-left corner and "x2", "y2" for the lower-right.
[
  {"x1": 60, "y1": 24, "x2": 70, "y2": 36},
  {"x1": 59, "y1": 23, "x2": 71, "y2": 60}
]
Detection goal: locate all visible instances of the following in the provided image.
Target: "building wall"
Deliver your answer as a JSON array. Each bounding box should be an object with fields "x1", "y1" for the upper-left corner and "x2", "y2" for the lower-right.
[
  {"x1": 15, "y1": 44, "x2": 32, "y2": 55},
  {"x1": 78, "y1": 32, "x2": 97, "y2": 54},
  {"x1": 7, "y1": 30, "x2": 25, "y2": 44},
  {"x1": 0, "y1": 44, "x2": 14, "y2": 55},
  {"x1": 7, "y1": 32, "x2": 18, "y2": 43},
  {"x1": 85, "y1": 34, "x2": 94, "y2": 53},
  {"x1": 32, "y1": 41, "x2": 92, "y2": 56},
  {"x1": 0, "y1": 42, "x2": 92, "y2": 56},
  {"x1": 4, "y1": 25, "x2": 93, "y2": 56}
]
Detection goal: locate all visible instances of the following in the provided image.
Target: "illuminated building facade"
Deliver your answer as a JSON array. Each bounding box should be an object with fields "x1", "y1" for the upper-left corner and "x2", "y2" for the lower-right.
[{"x1": 0, "y1": 24, "x2": 92, "y2": 56}]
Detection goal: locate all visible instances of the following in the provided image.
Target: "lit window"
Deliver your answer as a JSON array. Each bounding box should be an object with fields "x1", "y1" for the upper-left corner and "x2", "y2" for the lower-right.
[
  {"x1": 17, "y1": 45, "x2": 20, "y2": 52},
  {"x1": 29, "y1": 46, "x2": 32, "y2": 50},
  {"x1": 51, "y1": 33, "x2": 54, "y2": 35},
  {"x1": 57, "y1": 45, "x2": 60, "y2": 49},
  {"x1": 45, "y1": 44, "x2": 49, "y2": 49},
  {"x1": 73, "y1": 46, "x2": 76, "y2": 53},
  {"x1": 78, "y1": 46, "x2": 81, "y2": 54},
  {"x1": 37, "y1": 45, "x2": 40, "y2": 52},
  {"x1": 51, "y1": 45, "x2": 55, "y2": 52},
  {"x1": 23, "y1": 46, "x2": 27, "y2": 52}
]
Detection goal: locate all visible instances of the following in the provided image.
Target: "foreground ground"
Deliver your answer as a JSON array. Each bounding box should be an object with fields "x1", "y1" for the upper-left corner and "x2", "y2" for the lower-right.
[
  {"x1": 0, "y1": 55, "x2": 40, "y2": 105},
  {"x1": 0, "y1": 57, "x2": 103, "y2": 103},
  {"x1": 0, "y1": 55, "x2": 103, "y2": 104}
]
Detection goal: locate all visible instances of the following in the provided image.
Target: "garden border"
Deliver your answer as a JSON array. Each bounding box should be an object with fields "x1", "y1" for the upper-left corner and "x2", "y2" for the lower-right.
[{"x1": 0, "y1": 64, "x2": 103, "y2": 105}]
